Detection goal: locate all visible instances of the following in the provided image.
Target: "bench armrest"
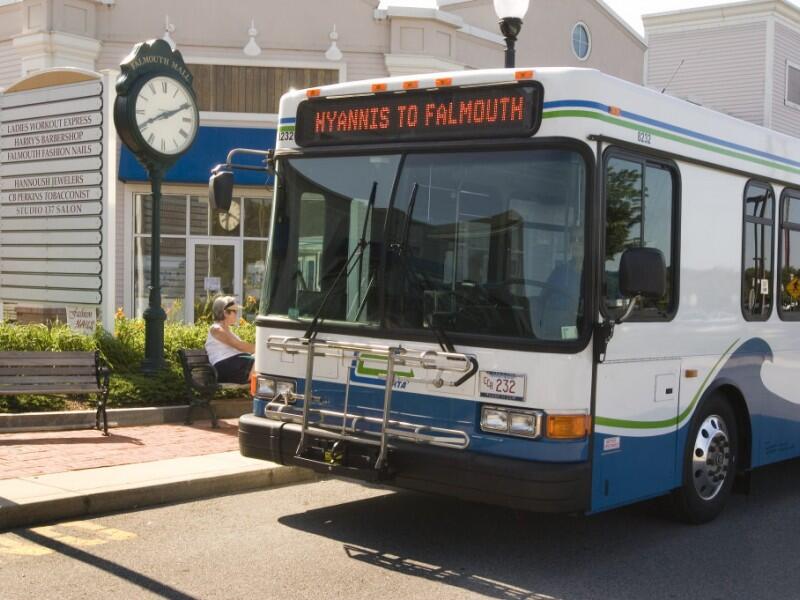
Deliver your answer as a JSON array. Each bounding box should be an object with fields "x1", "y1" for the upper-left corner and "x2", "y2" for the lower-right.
[{"x1": 97, "y1": 365, "x2": 111, "y2": 388}]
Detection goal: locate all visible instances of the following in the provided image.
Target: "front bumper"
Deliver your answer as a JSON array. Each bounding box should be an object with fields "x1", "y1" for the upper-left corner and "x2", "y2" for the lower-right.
[{"x1": 239, "y1": 413, "x2": 590, "y2": 513}]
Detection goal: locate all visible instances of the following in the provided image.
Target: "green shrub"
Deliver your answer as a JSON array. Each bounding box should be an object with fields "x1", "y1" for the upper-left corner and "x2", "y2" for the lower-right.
[{"x1": 0, "y1": 316, "x2": 256, "y2": 413}]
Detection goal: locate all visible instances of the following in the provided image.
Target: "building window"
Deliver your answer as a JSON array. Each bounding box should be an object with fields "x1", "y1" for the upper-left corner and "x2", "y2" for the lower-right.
[
  {"x1": 603, "y1": 150, "x2": 679, "y2": 320},
  {"x1": 571, "y1": 23, "x2": 591, "y2": 61},
  {"x1": 778, "y1": 190, "x2": 800, "y2": 319},
  {"x1": 786, "y1": 62, "x2": 800, "y2": 109},
  {"x1": 741, "y1": 181, "x2": 774, "y2": 321},
  {"x1": 133, "y1": 190, "x2": 272, "y2": 323}
]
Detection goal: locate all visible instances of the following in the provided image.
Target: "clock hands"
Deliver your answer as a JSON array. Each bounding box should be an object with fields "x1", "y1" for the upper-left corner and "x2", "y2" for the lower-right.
[{"x1": 138, "y1": 102, "x2": 191, "y2": 128}]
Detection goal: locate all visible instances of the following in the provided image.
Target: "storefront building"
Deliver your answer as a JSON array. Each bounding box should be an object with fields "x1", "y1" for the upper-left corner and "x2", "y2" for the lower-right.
[{"x1": 0, "y1": 0, "x2": 645, "y2": 327}]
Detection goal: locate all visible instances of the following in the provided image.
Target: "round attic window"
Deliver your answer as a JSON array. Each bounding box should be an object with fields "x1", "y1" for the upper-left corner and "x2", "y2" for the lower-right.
[{"x1": 572, "y1": 22, "x2": 591, "y2": 61}]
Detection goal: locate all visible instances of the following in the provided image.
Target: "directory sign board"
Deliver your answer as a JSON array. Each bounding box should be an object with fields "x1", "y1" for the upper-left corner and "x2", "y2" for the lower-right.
[{"x1": 0, "y1": 69, "x2": 117, "y2": 331}]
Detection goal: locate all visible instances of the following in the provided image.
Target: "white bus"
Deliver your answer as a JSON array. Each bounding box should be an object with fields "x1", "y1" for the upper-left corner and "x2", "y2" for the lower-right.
[{"x1": 217, "y1": 67, "x2": 800, "y2": 523}]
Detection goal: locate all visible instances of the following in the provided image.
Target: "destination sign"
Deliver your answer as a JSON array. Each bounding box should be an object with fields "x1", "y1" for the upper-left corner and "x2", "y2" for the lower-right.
[
  {"x1": 1, "y1": 126, "x2": 102, "y2": 150},
  {"x1": 1, "y1": 142, "x2": 102, "y2": 163},
  {"x1": 0, "y1": 187, "x2": 102, "y2": 204},
  {"x1": 0, "y1": 156, "x2": 102, "y2": 177},
  {"x1": 295, "y1": 82, "x2": 543, "y2": 147},
  {"x1": 0, "y1": 172, "x2": 102, "y2": 191},
  {"x1": 0, "y1": 96, "x2": 101, "y2": 123},
  {"x1": 0, "y1": 112, "x2": 102, "y2": 137},
  {"x1": 0, "y1": 201, "x2": 102, "y2": 217}
]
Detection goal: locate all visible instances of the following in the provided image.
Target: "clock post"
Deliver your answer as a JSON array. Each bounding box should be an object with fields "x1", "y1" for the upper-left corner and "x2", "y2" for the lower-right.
[
  {"x1": 143, "y1": 166, "x2": 165, "y2": 372},
  {"x1": 114, "y1": 39, "x2": 199, "y2": 372}
]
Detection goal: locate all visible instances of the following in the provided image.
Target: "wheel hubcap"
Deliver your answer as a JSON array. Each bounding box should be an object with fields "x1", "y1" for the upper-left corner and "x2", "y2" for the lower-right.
[{"x1": 692, "y1": 414, "x2": 731, "y2": 500}]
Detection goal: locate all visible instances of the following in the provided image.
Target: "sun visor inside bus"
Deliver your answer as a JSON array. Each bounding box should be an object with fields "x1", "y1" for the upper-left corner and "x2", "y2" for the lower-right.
[{"x1": 294, "y1": 82, "x2": 543, "y2": 147}]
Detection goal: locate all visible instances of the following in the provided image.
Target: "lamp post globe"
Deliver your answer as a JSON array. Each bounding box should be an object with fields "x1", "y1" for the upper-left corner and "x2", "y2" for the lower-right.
[{"x1": 493, "y1": 0, "x2": 530, "y2": 68}]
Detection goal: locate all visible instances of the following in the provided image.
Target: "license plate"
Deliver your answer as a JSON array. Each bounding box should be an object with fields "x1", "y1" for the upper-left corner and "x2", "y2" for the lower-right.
[{"x1": 479, "y1": 371, "x2": 525, "y2": 401}]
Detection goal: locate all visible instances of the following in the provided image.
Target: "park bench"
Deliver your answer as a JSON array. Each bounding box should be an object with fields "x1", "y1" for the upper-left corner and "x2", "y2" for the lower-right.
[
  {"x1": 0, "y1": 351, "x2": 111, "y2": 435},
  {"x1": 178, "y1": 349, "x2": 250, "y2": 428}
]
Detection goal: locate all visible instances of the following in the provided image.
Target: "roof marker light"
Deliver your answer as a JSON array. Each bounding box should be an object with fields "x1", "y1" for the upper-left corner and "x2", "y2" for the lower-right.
[
  {"x1": 515, "y1": 70, "x2": 534, "y2": 80},
  {"x1": 435, "y1": 77, "x2": 452, "y2": 87},
  {"x1": 403, "y1": 80, "x2": 419, "y2": 90},
  {"x1": 306, "y1": 88, "x2": 320, "y2": 98},
  {"x1": 372, "y1": 83, "x2": 388, "y2": 92}
]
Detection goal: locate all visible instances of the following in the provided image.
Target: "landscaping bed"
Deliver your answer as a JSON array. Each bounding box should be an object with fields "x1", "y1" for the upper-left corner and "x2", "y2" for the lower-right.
[{"x1": 0, "y1": 315, "x2": 255, "y2": 413}]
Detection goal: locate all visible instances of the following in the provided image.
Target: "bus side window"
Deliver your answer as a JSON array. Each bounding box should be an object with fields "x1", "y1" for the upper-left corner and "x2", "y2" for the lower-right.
[
  {"x1": 779, "y1": 190, "x2": 800, "y2": 319},
  {"x1": 742, "y1": 181, "x2": 775, "y2": 320},
  {"x1": 603, "y1": 151, "x2": 679, "y2": 320}
]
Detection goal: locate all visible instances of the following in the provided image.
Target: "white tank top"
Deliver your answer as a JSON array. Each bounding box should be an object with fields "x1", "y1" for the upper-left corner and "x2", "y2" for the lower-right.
[{"x1": 205, "y1": 324, "x2": 243, "y2": 365}]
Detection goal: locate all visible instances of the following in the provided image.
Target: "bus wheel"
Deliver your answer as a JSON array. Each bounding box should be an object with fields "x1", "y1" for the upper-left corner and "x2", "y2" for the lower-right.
[{"x1": 671, "y1": 394, "x2": 738, "y2": 524}]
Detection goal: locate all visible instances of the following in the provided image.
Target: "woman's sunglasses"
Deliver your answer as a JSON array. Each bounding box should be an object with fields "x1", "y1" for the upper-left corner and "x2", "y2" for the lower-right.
[{"x1": 224, "y1": 308, "x2": 237, "y2": 315}]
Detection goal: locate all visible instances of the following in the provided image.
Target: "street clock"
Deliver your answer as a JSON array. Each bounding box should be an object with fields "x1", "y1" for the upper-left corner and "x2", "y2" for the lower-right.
[
  {"x1": 114, "y1": 39, "x2": 199, "y2": 170},
  {"x1": 113, "y1": 38, "x2": 199, "y2": 372}
]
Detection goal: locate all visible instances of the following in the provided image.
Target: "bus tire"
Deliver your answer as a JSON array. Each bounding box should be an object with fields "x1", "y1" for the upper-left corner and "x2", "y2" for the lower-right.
[{"x1": 670, "y1": 393, "x2": 738, "y2": 524}]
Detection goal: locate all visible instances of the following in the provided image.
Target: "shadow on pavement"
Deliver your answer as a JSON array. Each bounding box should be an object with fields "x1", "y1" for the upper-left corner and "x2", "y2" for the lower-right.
[
  {"x1": 15, "y1": 528, "x2": 199, "y2": 600},
  {"x1": 0, "y1": 433, "x2": 145, "y2": 446},
  {"x1": 279, "y1": 458, "x2": 800, "y2": 600}
]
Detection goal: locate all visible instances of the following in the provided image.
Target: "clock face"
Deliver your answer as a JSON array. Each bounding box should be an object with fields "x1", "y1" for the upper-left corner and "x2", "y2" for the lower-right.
[{"x1": 134, "y1": 76, "x2": 198, "y2": 156}]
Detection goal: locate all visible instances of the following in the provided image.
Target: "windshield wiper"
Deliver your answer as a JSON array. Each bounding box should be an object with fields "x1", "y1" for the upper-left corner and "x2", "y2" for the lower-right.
[
  {"x1": 387, "y1": 183, "x2": 456, "y2": 354},
  {"x1": 304, "y1": 181, "x2": 377, "y2": 340}
]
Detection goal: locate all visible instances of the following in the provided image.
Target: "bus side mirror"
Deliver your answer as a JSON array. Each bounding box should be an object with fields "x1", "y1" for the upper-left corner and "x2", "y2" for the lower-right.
[
  {"x1": 619, "y1": 247, "x2": 666, "y2": 299},
  {"x1": 209, "y1": 166, "x2": 234, "y2": 212}
]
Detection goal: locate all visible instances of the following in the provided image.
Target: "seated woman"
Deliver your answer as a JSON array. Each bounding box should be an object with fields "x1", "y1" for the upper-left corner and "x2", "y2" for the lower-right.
[{"x1": 205, "y1": 296, "x2": 256, "y2": 384}]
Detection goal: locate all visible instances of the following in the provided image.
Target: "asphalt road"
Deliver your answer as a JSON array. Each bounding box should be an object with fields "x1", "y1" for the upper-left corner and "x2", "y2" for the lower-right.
[{"x1": 1, "y1": 458, "x2": 799, "y2": 600}]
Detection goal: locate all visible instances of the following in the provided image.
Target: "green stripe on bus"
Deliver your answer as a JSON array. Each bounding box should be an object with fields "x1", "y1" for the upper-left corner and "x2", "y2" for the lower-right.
[
  {"x1": 594, "y1": 338, "x2": 740, "y2": 430},
  {"x1": 542, "y1": 109, "x2": 800, "y2": 176}
]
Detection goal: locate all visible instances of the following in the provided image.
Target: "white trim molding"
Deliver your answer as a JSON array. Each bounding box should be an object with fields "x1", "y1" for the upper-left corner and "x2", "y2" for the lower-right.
[
  {"x1": 12, "y1": 31, "x2": 101, "y2": 75},
  {"x1": 199, "y1": 111, "x2": 279, "y2": 129},
  {"x1": 765, "y1": 14, "x2": 775, "y2": 127}
]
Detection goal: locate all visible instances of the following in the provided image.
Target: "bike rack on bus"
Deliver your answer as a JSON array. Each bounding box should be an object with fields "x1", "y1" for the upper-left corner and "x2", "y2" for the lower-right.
[{"x1": 264, "y1": 336, "x2": 477, "y2": 470}]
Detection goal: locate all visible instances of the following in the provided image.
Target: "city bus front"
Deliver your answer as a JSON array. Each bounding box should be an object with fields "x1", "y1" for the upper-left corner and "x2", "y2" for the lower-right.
[{"x1": 239, "y1": 70, "x2": 595, "y2": 512}]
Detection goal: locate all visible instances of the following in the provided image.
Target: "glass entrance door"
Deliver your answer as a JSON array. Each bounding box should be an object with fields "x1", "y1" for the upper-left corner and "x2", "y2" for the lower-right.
[{"x1": 187, "y1": 239, "x2": 241, "y2": 323}]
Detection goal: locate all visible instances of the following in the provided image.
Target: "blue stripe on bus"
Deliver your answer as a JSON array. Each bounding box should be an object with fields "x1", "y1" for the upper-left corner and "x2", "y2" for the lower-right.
[
  {"x1": 279, "y1": 117, "x2": 297, "y2": 125},
  {"x1": 543, "y1": 99, "x2": 800, "y2": 170},
  {"x1": 253, "y1": 378, "x2": 588, "y2": 463}
]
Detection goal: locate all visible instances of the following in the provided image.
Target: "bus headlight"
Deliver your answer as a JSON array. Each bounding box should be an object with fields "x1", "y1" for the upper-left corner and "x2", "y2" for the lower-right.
[
  {"x1": 480, "y1": 407, "x2": 508, "y2": 432},
  {"x1": 480, "y1": 406, "x2": 542, "y2": 438},
  {"x1": 253, "y1": 376, "x2": 296, "y2": 403}
]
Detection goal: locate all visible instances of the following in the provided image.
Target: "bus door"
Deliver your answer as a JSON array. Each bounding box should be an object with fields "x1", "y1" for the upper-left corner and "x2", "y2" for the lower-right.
[
  {"x1": 592, "y1": 356, "x2": 681, "y2": 512},
  {"x1": 590, "y1": 149, "x2": 682, "y2": 513}
]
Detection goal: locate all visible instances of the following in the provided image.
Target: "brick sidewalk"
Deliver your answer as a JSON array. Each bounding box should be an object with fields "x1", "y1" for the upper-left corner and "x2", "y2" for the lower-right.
[{"x1": 0, "y1": 419, "x2": 239, "y2": 480}]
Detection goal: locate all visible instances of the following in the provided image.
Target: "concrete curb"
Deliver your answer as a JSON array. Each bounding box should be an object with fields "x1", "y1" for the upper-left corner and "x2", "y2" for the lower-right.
[
  {"x1": 1, "y1": 459, "x2": 316, "y2": 531},
  {"x1": 0, "y1": 399, "x2": 252, "y2": 432}
]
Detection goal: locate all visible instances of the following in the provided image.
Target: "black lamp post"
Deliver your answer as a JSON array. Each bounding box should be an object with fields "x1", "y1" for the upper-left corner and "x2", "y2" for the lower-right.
[{"x1": 494, "y1": 0, "x2": 530, "y2": 68}]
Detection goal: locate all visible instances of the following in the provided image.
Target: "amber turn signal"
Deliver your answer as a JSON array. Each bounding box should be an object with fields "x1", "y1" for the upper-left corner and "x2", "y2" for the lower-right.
[
  {"x1": 250, "y1": 372, "x2": 258, "y2": 396},
  {"x1": 546, "y1": 414, "x2": 590, "y2": 439}
]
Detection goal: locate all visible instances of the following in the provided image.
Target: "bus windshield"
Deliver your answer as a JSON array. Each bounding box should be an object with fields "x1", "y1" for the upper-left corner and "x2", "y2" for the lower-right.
[{"x1": 264, "y1": 148, "x2": 588, "y2": 343}]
